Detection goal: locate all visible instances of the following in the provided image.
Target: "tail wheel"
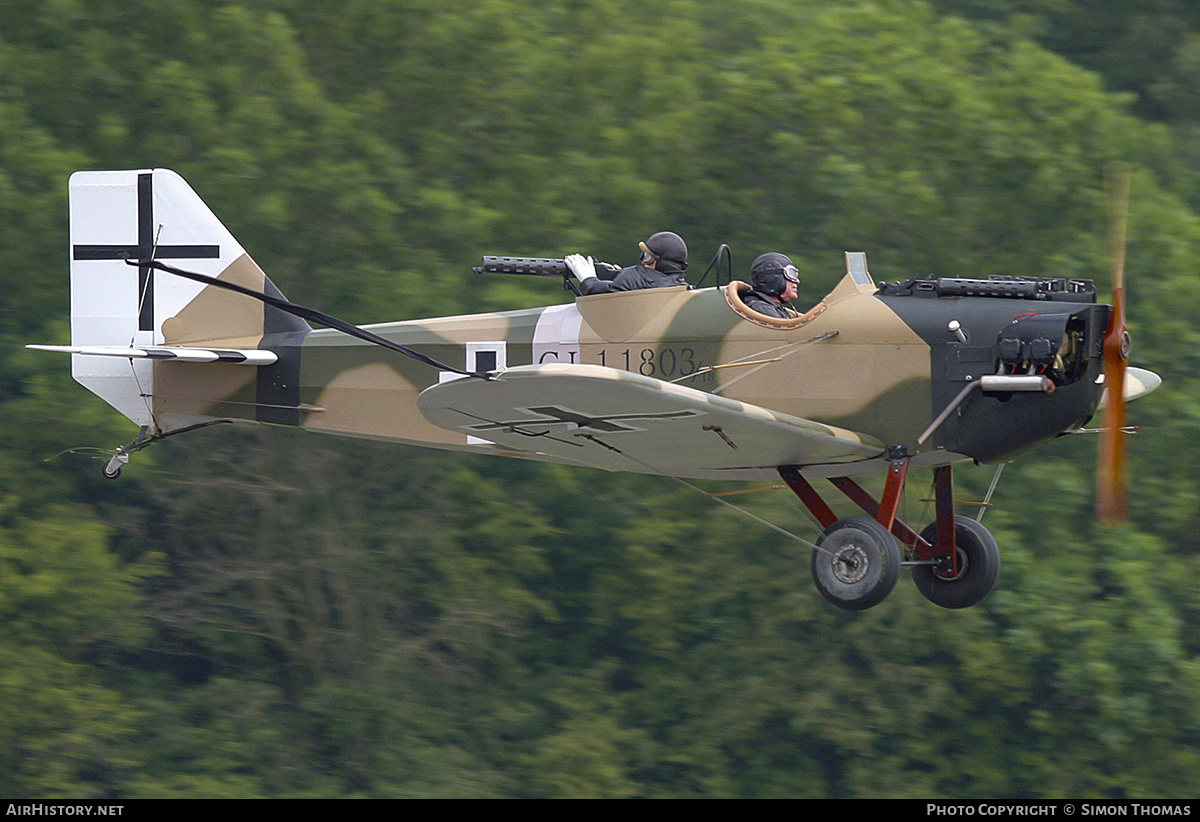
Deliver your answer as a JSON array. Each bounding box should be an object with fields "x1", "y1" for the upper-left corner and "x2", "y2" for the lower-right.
[
  {"x1": 811, "y1": 516, "x2": 901, "y2": 611},
  {"x1": 912, "y1": 516, "x2": 1001, "y2": 609}
]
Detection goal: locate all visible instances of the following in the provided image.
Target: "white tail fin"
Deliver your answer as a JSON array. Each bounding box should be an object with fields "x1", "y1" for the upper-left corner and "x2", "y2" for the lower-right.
[{"x1": 57, "y1": 169, "x2": 307, "y2": 431}]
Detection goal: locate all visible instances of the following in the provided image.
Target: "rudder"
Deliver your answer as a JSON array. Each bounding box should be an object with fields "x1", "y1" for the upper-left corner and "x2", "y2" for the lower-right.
[{"x1": 66, "y1": 169, "x2": 308, "y2": 431}]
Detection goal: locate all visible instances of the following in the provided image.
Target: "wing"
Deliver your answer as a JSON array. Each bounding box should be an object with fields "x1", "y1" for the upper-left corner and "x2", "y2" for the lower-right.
[{"x1": 417, "y1": 363, "x2": 884, "y2": 479}]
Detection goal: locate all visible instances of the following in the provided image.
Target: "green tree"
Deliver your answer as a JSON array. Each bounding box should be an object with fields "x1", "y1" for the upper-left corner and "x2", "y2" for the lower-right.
[{"x1": 0, "y1": 507, "x2": 155, "y2": 796}]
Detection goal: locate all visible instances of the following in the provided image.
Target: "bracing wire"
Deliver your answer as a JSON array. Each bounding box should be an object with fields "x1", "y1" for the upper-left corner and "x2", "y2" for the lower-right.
[{"x1": 127, "y1": 258, "x2": 493, "y2": 380}]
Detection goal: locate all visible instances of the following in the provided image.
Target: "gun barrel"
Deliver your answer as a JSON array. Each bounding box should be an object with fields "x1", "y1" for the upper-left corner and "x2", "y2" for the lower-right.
[{"x1": 478, "y1": 256, "x2": 569, "y2": 276}]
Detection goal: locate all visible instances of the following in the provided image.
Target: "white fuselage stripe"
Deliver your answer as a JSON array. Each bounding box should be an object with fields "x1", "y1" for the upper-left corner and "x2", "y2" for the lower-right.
[{"x1": 532, "y1": 303, "x2": 583, "y2": 366}]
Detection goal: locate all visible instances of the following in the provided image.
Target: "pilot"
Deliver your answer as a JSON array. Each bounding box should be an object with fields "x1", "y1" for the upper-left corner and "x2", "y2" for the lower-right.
[
  {"x1": 742, "y1": 252, "x2": 800, "y2": 319},
  {"x1": 564, "y1": 231, "x2": 689, "y2": 295}
]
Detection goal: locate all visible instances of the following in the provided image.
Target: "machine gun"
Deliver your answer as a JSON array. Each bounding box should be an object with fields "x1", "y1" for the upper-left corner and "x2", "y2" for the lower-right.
[{"x1": 474, "y1": 256, "x2": 581, "y2": 295}]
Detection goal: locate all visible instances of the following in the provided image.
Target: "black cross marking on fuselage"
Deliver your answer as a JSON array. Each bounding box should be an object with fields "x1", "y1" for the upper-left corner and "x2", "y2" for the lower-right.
[
  {"x1": 465, "y1": 405, "x2": 704, "y2": 434},
  {"x1": 72, "y1": 172, "x2": 221, "y2": 331}
]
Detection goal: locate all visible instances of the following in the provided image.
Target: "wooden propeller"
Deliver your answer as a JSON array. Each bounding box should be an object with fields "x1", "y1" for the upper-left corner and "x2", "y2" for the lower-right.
[{"x1": 1096, "y1": 162, "x2": 1131, "y2": 523}]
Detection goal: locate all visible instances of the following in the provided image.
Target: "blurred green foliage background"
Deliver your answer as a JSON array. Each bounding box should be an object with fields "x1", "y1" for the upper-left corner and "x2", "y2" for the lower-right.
[{"x1": 2, "y1": 0, "x2": 1199, "y2": 797}]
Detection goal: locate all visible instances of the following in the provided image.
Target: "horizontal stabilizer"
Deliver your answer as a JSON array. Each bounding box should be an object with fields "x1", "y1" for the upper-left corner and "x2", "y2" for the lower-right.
[{"x1": 27, "y1": 344, "x2": 277, "y2": 366}]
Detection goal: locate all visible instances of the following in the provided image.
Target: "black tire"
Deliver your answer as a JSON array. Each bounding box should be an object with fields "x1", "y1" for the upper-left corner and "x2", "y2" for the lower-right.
[
  {"x1": 912, "y1": 516, "x2": 1001, "y2": 609},
  {"x1": 811, "y1": 516, "x2": 901, "y2": 611}
]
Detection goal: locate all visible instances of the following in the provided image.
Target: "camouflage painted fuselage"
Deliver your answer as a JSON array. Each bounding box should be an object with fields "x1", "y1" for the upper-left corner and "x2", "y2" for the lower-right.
[{"x1": 152, "y1": 262, "x2": 1109, "y2": 478}]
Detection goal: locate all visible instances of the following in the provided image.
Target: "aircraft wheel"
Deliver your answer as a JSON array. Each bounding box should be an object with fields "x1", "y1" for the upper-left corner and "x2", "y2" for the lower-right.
[
  {"x1": 811, "y1": 516, "x2": 901, "y2": 611},
  {"x1": 912, "y1": 516, "x2": 1001, "y2": 609},
  {"x1": 102, "y1": 454, "x2": 127, "y2": 480}
]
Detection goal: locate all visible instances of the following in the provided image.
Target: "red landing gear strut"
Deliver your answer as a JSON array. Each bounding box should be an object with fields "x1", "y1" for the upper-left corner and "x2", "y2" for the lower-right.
[{"x1": 778, "y1": 454, "x2": 1000, "y2": 611}]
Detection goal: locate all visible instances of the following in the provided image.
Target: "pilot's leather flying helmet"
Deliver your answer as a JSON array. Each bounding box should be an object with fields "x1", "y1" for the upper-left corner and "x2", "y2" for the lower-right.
[
  {"x1": 751, "y1": 252, "x2": 800, "y2": 297},
  {"x1": 639, "y1": 231, "x2": 688, "y2": 272}
]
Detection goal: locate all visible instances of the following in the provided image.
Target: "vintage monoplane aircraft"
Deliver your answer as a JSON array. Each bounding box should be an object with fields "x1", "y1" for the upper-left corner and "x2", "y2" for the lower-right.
[{"x1": 30, "y1": 169, "x2": 1161, "y2": 611}]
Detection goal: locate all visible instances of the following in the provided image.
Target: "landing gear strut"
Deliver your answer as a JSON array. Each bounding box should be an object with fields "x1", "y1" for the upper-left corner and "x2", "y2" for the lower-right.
[{"x1": 780, "y1": 457, "x2": 1001, "y2": 611}]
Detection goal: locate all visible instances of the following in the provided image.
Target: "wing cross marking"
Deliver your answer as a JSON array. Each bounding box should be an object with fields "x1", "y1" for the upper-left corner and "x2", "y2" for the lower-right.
[{"x1": 464, "y1": 405, "x2": 705, "y2": 434}]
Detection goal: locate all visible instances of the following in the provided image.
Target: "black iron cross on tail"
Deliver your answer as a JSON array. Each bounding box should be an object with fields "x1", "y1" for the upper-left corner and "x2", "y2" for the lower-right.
[{"x1": 72, "y1": 172, "x2": 220, "y2": 331}]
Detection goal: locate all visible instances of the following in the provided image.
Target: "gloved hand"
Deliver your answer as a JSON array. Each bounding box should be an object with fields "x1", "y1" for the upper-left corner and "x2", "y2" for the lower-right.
[{"x1": 564, "y1": 253, "x2": 597, "y2": 281}]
